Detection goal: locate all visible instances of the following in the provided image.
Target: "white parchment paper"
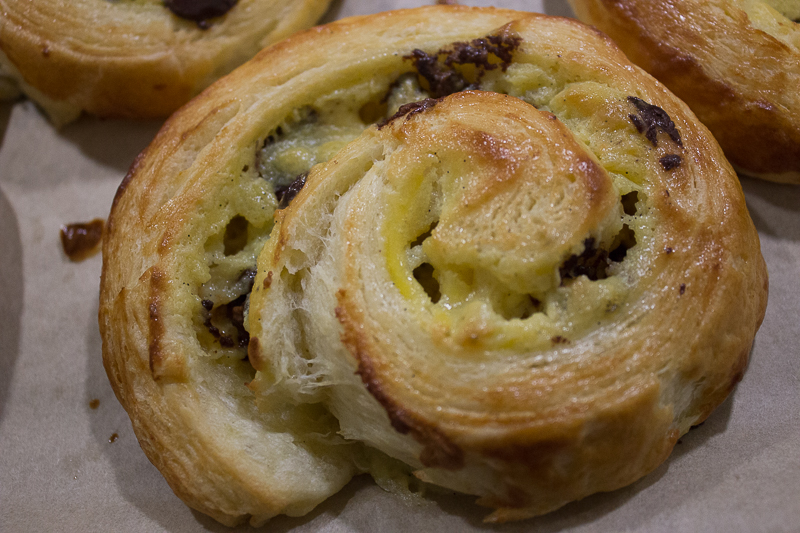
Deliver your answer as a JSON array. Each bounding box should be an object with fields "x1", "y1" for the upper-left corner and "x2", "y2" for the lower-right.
[{"x1": 0, "y1": 2, "x2": 798, "y2": 532}]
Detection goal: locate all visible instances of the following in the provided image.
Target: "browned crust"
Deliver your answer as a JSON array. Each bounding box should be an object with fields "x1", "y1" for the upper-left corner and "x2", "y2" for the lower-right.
[
  {"x1": 335, "y1": 291, "x2": 465, "y2": 470},
  {"x1": 147, "y1": 268, "x2": 188, "y2": 382},
  {"x1": 111, "y1": 149, "x2": 146, "y2": 214},
  {"x1": 98, "y1": 4, "x2": 770, "y2": 526}
]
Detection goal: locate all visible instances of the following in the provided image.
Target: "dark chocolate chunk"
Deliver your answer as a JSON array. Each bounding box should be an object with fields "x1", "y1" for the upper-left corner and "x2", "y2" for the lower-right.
[
  {"x1": 404, "y1": 33, "x2": 521, "y2": 98},
  {"x1": 60, "y1": 218, "x2": 105, "y2": 262},
  {"x1": 228, "y1": 295, "x2": 250, "y2": 349},
  {"x1": 405, "y1": 49, "x2": 469, "y2": 98},
  {"x1": 219, "y1": 334, "x2": 235, "y2": 348},
  {"x1": 164, "y1": 0, "x2": 237, "y2": 24},
  {"x1": 202, "y1": 270, "x2": 254, "y2": 350},
  {"x1": 659, "y1": 154, "x2": 682, "y2": 170},
  {"x1": 378, "y1": 98, "x2": 440, "y2": 129},
  {"x1": 276, "y1": 172, "x2": 308, "y2": 209},
  {"x1": 445, "y1": 34, "x2": 521, "y2": 71},
  {"x1": 627, "y1": 96, "x2": 683, "y2": 148},
  {"x1": 204, "y1": 317, "x2": 221, "y2": 339}
]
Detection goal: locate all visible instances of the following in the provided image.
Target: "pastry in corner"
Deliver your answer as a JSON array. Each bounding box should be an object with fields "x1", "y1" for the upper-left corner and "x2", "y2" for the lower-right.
[
  {"x1": 568, "y1": 0, "x2": 800, "y2": 184},
  {"x1": 0, "y1": 0, "x2": 332, "y2": 125}
]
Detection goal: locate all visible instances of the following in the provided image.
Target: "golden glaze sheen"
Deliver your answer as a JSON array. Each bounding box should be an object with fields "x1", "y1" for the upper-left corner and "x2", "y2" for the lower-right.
[
  {"x1": 100, "y1": 6, "x2": 767, "y2": 526},
  {"x1": 0, "y1": 0, "x2": 330, "y2": 124},
  {"x1": 568, "y1": 0, "x2": 800, "y2": 183}
]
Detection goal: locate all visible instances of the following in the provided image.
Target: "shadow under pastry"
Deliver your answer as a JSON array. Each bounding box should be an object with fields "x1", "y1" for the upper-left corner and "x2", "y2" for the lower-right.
[
  {"x1": 0, "y1": 186, "x2": 23, "y2": 424},
  {"x1": 57, "y1": 117, "x2": 163, "y2": 175},
  {"x1": 741, "y1": 175, "x2": 800, "y2": 243},
  {"x1": 543, "y1": 0, "x2": 576, "y2": 17},
  {"x1": 84, "y1": 298, "x2": 203, "y2": 531}
]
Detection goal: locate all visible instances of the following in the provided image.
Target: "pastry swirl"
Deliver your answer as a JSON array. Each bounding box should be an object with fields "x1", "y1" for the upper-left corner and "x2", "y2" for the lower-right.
[
  {"x1": 0, "y1": 0, "x2": 331, "y2": 125},
  {"x1": 568, "y1": 0, "x2": 800, "y2": 184},
  {"x1": 99, "y1": 6, "x2": 768, "y2": 526}
]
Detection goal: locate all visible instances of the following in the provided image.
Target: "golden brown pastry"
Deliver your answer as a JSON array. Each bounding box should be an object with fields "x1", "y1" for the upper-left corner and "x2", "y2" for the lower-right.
[
  {"x1": 99, "y1": 6, "x2": 768, "y2": 526},
  {"x1": 567, "y1": 0, "x2": 800, "y2": 184},
  {"x1": 0, "y1": 0, "x2": 331, "y2": 125}
]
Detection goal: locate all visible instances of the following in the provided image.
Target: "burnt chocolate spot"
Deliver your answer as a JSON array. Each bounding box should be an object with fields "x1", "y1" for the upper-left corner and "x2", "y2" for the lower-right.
[
  {"x1": 164, "y1": 0, "x2": 237, "y2": 25},
  {"x1": 276, "y1": 172, "x2": 308, "y2": 209},
  {"x1": 659, "y1": 154, "x2": 682, "y2": 170},
  {"x1": 404, "y1": 33, "x2": 521, "y2": 98},
  {"x1": 679, "y1": 283, "x2": 686, "y2": 295},
  {"x1": 378, "y1": 98, "x2": 440, "y2": 129},
  {"x1": 60, "y1": 218, "x2": 105, "y2": 262},
  {"x1": 628, "y1": 96, "x2": 683, "y2": 148}
]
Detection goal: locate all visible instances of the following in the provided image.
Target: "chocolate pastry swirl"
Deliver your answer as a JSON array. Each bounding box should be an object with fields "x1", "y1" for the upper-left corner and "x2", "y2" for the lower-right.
[{"x1": 100, "y1": 6, "x2": 768, "y2": 526}]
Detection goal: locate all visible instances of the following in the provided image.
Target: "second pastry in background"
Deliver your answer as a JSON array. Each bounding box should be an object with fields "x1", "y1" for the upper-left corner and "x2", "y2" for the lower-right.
[
  {"x1": 568, "y1": 0, "x2": 800, "y2": 184},
  {"x1": 0, "y1": 0, "x2": 332, "y2": 125}
]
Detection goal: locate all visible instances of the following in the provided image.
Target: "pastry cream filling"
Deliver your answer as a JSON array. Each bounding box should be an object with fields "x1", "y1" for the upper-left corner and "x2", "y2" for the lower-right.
[
  {"x1": 197, "y1": 38, "x2": 667, "y2": 364},
  {"x1": 194, "y1": 74, "x2": 431, "y2": 359}
]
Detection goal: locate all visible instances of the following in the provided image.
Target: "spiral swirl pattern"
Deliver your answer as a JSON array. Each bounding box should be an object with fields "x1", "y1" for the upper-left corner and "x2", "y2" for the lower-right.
[
  {"x1": 249, "y1": 88, "x2": 766, "y2": 519},
  {"x1": 100, "y1": 6, "x2": 767, "y2": 525}
]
